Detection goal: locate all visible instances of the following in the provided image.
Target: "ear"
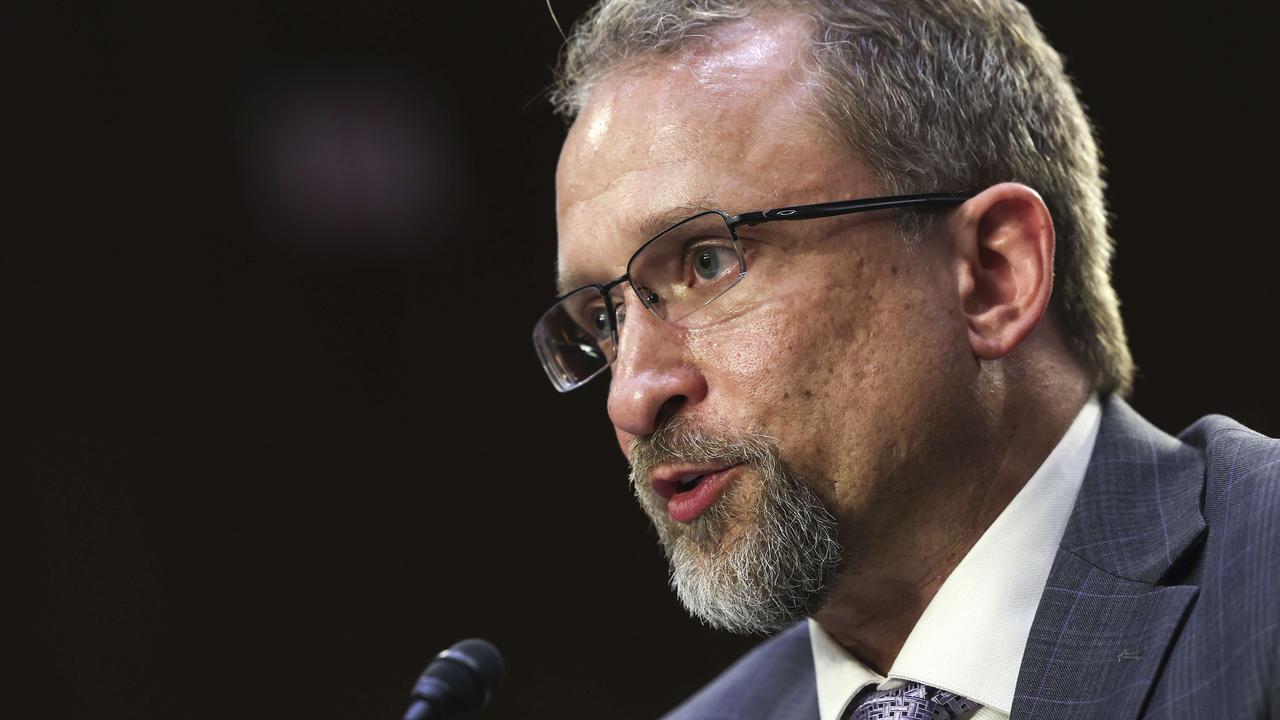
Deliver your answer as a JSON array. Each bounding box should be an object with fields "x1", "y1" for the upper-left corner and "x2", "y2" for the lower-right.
[{"x1": 948, "y1": 183, "x2": 1055, "y2": 360}]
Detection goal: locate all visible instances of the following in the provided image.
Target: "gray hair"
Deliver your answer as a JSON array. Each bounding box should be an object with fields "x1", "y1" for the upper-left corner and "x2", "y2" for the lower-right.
[{"x1": 551, "y1": 0, "x2": 1134, "y2": 397}]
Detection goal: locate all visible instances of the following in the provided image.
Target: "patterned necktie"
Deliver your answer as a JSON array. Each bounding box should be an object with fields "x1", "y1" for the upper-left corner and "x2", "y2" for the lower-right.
[{"x1": 844, "y1": 680, "x2": 981, "y2": 720}]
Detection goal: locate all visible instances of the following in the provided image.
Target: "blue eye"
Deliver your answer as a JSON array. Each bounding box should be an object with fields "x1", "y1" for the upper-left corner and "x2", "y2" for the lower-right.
[{"x1": 692, "y1": 245, "x2": 736, "y2": 281}]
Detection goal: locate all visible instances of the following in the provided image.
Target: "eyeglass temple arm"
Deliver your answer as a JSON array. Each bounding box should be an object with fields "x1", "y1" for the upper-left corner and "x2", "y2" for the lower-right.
[{"x1": 727, "y1": 192, "x2": 975, "y2": 227}]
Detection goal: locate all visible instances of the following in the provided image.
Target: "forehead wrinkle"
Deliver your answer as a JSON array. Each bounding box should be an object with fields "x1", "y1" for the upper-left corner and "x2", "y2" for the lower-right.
[{"x1": 557, "y1": 157, "x2": 687, "y2": 217}]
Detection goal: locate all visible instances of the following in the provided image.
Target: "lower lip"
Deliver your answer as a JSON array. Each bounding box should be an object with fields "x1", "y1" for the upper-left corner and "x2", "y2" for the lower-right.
[{"x1": 666, "y1": 465, "x2": 740, "y2": 524}]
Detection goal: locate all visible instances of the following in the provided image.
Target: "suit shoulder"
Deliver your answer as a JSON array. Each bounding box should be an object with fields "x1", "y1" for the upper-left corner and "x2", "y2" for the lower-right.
[
  {"x1": 663, "y1": 622, "x2": 817, "y2": 720},
  {"x1": 1169, "y1": 414, "x2": 1280, "y2": 706},
  {"x1": 1180, "y1": 413, "x2": 1280, "y2": 510},
  {"x1": 1179, "y1": 411, "x2": 1278, "y2": 450},
  {"x1": 1181, "y1": 414, "x2": 1280, "y2": 606}
]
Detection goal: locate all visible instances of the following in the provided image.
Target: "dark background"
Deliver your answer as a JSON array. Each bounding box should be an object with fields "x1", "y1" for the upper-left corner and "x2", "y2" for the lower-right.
[{"x1": 17, "y1": 2, "x2": 1276, "y2": 718}]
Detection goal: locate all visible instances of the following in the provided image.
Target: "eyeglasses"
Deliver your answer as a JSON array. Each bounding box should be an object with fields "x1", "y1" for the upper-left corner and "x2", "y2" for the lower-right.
[{"x1": 533, "y1": 192, "x2": 974, "y2": 392}]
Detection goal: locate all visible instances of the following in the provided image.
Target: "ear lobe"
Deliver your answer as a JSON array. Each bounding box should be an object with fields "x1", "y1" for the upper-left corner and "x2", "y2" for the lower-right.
[{"x1": 954, "y1": 183, "x2": 1055, "y2": 360}]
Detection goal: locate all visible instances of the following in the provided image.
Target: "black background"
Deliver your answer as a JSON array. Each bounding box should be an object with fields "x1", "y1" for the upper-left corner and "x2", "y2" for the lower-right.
[{"x1": 17, "y1": 2, "x2": 1277, "y2": 719}]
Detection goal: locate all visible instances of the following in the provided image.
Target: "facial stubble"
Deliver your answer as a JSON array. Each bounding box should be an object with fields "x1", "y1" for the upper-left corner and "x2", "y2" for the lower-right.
[{"x1": 629, "y1": 419, "x2": 844, "y2": 634}]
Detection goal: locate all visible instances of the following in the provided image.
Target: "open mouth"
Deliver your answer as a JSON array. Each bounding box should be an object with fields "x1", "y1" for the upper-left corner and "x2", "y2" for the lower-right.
[
  {"x1": 673, "y1": 471, "x2": 709, "y2": 495},
  {"x1": 651, "y1": 467, "x2": 724, "y2": 499},
  {"x1": 678, "y1": 474, "x2": 705, "y2": 492},
  {"x1": 649, "y1": 463, "x2": 742, "y2": 523}
]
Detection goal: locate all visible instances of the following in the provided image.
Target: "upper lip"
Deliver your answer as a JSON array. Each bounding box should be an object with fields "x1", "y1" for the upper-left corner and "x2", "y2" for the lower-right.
[{"x1": 649, "y1": 462, "x2": 737, "y2": 499}]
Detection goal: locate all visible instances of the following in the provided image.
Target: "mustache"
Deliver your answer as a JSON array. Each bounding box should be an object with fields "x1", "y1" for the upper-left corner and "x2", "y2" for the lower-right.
[{"x1": 628, "y1": 417, "x2": 778, "y2": 482}]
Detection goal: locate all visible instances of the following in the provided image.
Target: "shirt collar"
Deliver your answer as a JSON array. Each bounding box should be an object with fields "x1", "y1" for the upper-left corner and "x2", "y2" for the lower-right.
[{"x1": 810, "y1": 395, "x2": 1102, "y2": 719}]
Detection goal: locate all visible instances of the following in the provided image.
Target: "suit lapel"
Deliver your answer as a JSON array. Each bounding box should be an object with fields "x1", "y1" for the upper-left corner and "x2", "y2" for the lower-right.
[
  {"x1": 1011, "y1": 397, "x2": 1207, "y2": 720},
  {"x1": 661, "y1": 621, "x2": 819, "y2": 720}
]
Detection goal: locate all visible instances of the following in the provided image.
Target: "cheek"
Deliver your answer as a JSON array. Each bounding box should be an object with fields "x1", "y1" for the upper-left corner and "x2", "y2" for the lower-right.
[
  {"x1": 688, "y1": 310, "x2": 781, "y2": 379},
  {"x1": 683, "y1": 286, "x2": 869, "y2": 432},
  {"x1": 681, "y1": 250, "x2": 959, "y2": 459}
]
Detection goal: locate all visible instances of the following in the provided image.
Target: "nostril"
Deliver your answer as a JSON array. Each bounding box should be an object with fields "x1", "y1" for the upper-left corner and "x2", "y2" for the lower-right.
[{"x1": 655, "y1": 395, "x2": 687, "y2": 428}]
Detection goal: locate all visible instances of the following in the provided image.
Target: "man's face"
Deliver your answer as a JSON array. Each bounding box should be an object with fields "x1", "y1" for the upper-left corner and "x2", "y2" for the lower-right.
[{"x1": 555, "y1": 16, "x2": 975, "y2": 629}]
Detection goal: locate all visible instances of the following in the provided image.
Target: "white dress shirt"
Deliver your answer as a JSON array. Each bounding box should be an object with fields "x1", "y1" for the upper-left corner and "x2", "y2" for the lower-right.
[{"x1": 810, "y1": 395, "x2": 1102, "y2": 720}]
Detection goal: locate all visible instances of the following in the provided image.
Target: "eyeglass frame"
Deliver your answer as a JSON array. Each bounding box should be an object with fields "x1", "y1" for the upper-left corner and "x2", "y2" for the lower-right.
[{"x1": 536, "y1": 191, "x2": 976, "y2": 392}]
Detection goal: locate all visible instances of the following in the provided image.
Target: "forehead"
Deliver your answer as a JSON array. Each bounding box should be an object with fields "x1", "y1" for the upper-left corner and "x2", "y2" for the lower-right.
[{"x1": 553, "y1": 14, "x2": 876, "y2": 294}]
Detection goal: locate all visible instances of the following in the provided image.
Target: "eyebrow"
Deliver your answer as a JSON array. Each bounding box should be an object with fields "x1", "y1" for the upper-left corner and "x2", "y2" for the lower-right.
[{"x1": 554, "y1": 200, "x2": 720, "y2": 296}]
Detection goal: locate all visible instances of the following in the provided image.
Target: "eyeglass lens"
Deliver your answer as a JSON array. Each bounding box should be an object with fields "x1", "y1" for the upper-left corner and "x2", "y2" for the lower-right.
[{"x1": 534, "y1": 211, "x2": 746, "y2": 392}]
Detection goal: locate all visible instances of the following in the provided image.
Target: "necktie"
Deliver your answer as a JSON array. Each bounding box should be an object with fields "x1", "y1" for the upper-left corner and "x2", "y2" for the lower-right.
[{"x1": 845, "y1": 680, "x2": 981, "y2": 720}]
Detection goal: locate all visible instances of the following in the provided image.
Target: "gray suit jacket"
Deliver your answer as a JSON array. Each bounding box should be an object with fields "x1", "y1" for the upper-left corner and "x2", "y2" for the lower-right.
[{"x1": 663, "y1": 397, "x2": 1280, "y2": 719}]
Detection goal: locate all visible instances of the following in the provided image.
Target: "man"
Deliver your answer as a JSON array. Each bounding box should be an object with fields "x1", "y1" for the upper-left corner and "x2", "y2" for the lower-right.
[{"x1": 532, "y1": 1, "x2": 1279, "y2": 718}]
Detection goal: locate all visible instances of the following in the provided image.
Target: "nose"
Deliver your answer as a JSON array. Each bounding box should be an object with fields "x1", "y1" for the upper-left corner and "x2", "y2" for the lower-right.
[{"x1": 607, "y1": 294, "x2": 708, "y2": 439}]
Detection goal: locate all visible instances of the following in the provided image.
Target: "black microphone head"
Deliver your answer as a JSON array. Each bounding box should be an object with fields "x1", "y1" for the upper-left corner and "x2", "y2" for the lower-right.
[
  {"x1": 448, "y1": 639, "x2": 504, "y2": 695},
  {"x1": 405, "y1": 638, "x2": 504, "y2": 720}
]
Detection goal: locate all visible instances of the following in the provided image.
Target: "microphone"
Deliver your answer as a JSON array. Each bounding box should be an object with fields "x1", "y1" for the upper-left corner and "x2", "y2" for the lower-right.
[{"x1": 402, "y1": 638, "x2": 504, "y2": 720}]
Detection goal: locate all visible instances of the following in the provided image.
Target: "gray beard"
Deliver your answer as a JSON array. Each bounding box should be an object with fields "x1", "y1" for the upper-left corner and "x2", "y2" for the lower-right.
[{"x1": 629, "y1": 421, "x2": 844, "y2": 635}]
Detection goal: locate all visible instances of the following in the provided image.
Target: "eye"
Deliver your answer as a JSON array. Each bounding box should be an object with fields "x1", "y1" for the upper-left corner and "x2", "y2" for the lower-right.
[
  {"x1": 690, "y1": 243, "x2": 738, "y2": 282},
  {"x1": 590, "y1": 306, "x2": 611, "y2": 337},
  {"x1": 582, "y1": 301, "x2": 624, "y2": 340}
]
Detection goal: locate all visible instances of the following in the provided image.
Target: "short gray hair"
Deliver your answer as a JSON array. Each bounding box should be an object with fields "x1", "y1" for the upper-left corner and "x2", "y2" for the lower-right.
[{"x1": 551, "y1": 0, "x2": 1134, "y2": 397}]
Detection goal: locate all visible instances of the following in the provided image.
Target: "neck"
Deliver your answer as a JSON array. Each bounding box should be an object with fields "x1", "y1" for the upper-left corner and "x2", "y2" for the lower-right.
[{"x1": 812, "y1": 350, "x2": 1091, "y2": 675}]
